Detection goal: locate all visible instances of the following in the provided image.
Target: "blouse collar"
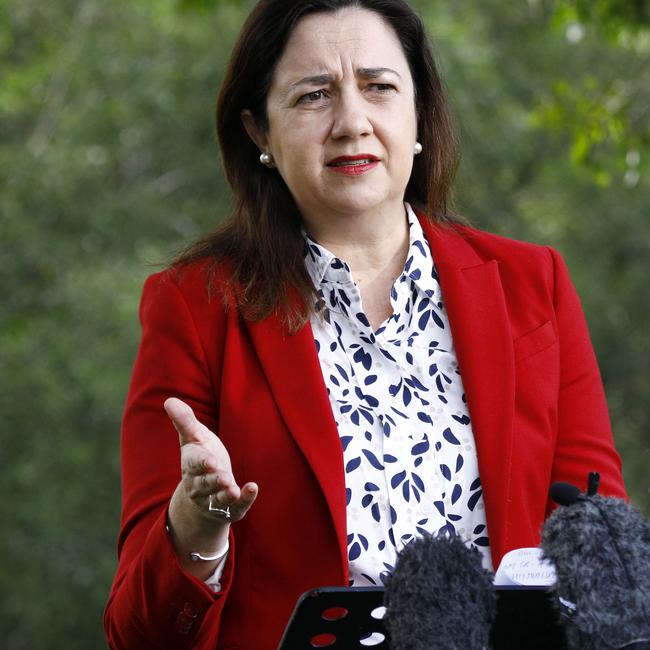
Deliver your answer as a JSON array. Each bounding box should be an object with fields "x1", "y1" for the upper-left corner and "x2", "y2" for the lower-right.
[{"x1": 303, "y1": 203, "x2": 441, "y2": 305}]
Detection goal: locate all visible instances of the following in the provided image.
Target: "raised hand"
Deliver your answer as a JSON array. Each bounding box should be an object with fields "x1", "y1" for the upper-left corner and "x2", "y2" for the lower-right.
[
  {"x1": 164, "y1": 397, "x2": 258, "y2": 522},
  {"x1": 164, "y1": 397, "x2": 258, "y2": 575}
]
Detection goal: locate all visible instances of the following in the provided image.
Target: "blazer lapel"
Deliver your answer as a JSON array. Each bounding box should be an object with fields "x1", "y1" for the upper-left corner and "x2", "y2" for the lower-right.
[
  {"x1": 421, "y1": 216, "x2": 515, "y2": 566},
  {"x1": 246, "y1": 313, "x2": 349, "y2": 577}
]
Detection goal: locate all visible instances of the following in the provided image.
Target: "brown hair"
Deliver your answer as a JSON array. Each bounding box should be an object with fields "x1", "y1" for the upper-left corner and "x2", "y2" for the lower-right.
[{"x1": 175, "y1": 0, "x2": 460, "y2": 331}]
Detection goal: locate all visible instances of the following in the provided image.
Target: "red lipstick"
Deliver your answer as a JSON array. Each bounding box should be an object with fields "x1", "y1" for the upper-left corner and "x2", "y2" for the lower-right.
[{"x1": 326, "y1": 154, "x2": 379, "y2": 176}]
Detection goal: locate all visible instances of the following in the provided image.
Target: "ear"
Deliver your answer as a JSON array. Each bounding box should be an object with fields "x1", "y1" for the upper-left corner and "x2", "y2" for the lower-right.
[{"x1": 241, "y1": 109, "x2": 269, "y2": 153}]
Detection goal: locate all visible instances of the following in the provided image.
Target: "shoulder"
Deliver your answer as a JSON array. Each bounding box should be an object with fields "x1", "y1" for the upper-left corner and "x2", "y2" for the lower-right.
[
  {"x1": 452, "y1": 223, "x2": 556, "y2": 268},
  {"x1": 142, "y1": 258, "x2": 233, "y2": 312},
  {"x1": 138, "y1": 259, "x2": 237, "y2": 349}
]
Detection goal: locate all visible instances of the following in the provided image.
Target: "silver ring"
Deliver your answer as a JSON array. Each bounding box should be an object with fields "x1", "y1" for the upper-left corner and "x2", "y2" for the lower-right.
[{"x1": 208, "y1": 494, "x2": 231, "y2": 520}]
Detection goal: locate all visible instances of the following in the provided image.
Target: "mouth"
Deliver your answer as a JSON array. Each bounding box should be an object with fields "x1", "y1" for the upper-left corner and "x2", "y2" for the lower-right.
[
  {"x1": 326, "y1": 154, "x2": 380, "y2": 176},
  {"x1": 327, "y1": 154, "x2": 380, "y2": 167}
]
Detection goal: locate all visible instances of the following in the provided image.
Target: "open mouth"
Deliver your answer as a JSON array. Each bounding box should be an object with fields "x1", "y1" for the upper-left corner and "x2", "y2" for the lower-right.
[
  {"x1": 328, "y1": 158, "x2": 377, "y2": 167},
  {"x1": 326, "y1": 155, "x2": 380, "y2": 175}
]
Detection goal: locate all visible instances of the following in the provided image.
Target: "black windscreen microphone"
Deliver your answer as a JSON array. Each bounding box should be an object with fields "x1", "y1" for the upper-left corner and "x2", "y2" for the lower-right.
[
  {"x1": 541, "y1": 472, "x2": 650, "y2": 649},
  {"x1": 384, "y1": 532, "x2": 496, "y2": 650}
]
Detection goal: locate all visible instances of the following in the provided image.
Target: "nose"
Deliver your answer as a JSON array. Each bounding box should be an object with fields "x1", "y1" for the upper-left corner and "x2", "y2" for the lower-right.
[{"x1": 330, "y1": 88, "x2": 373, "y2": 140}]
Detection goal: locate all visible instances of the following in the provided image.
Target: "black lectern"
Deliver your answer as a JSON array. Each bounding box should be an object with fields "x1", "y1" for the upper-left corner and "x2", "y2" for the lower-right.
[{"x1": 278, "y1": 586, "x2": 568, "y2": 649}]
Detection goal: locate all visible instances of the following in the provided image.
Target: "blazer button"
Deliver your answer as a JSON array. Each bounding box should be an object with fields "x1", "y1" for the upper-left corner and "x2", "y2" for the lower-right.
[
  {"x1": 183, "y1": 602, "x2": 199, "y2": 619},
  {"x1": 175, "y1": 603, "x2": 198, "y2": 634}
]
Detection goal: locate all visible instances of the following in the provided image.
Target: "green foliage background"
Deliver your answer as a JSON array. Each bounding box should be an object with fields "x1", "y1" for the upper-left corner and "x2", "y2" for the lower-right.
[{"x1": 1, "y1": 0, "x2": 648, "y2": 647}]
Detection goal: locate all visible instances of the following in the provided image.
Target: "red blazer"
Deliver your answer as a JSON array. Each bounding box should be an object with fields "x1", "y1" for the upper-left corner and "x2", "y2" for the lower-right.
[{"x1": 104, "y1": 215, "x2": 626, "y2": 649}]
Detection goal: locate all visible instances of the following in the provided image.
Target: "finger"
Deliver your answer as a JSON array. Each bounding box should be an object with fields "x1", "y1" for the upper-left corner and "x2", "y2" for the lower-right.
[
  {"x1": 228, "y1": 483, "x2": 259, "y2": 521},
  {"x1": 186, "y1": 470, "x2": 238, "y2": 500},
  {"x1": 164, "y1": 397, "x2": 211, "y2": 445},
  {"x1": 181, "y1": 444, "x2": 220, "y2": 477}
]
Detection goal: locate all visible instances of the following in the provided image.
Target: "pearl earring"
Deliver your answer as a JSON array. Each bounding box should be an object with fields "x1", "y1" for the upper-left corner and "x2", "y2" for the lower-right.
[
  {"x1": 413, "y1": 142, "x2": 423, "y2": 155},
  {"x1": 259, "y1": 152, "x2": 274, "y2": 167}
]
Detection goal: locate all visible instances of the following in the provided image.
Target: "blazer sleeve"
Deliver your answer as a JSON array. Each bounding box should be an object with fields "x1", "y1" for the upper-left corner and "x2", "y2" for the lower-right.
[
  {"x1": 547, "y1": 246, "x2": 626, "y2": 508},
  {"x1": 104, "y1": 270, "x2": 233, "y2": 649}
]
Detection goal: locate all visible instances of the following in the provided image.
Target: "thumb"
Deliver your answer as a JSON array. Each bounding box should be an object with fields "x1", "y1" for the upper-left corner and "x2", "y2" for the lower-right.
[{"x1": 164, "y1": 397, "x2": 207, "y2": 446}]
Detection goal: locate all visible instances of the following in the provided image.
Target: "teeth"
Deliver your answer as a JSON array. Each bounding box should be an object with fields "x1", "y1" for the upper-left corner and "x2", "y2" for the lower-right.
[{"x1": 330, "y1": 159, "x2": 373, "y2": 166}]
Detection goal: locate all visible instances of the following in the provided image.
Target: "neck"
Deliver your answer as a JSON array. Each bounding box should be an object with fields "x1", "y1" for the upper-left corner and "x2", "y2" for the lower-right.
[{"x1": 303, "y1": 203, "x2": 410, "y2": 278}]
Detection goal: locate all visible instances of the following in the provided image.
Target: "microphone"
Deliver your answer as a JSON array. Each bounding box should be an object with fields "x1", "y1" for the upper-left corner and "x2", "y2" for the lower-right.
[
  {"x1": 383, "y1": 532, "x2": 496, "y2": 650},
  {"x1": 541, "y1": 472, "x2": 650, "y2": 649}
]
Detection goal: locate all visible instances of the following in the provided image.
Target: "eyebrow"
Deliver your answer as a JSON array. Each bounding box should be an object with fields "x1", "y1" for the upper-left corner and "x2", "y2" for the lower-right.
[{"x1": 287, "y1": 67, "x2": 403, "y2": 92}]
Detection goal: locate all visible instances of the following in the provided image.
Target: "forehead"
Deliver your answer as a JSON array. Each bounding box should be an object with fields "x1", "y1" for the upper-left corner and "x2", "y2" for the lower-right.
[{"x1": 272, "y1": 8, "x2": 410, "y2": 84}]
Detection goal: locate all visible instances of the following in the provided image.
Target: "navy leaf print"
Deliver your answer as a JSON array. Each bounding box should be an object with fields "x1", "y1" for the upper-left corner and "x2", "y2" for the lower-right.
[
  {"x1": 410, "y1": 376, "x2": 428, "y2": 391},
  {"x1": 411, "y1": 439, "x2": 430, "y2": 456},
  {"x1": 345, "y1": 488, "x2": 351, "y2": 505},
  {"x1": 365, "y1": 482, "x2": 379, "y2": 491},
  {"x1": 447, "y1": 514, "x2": 462, "y2": 522},
  {"x1": 402, "y1": 480, "x2": 410, "y2": 502},
  {"x1": 468, "y1": 489, "x2": 483, "y2": 511},
  {"x1": 384, "y1": 454, "x2": 397, "y2": 463},
  {"x1": 356, "y1": 312, "x2": 370, "y2": 328},
  {"x1": 418, "y1": 310, "x2": 430, "y2": 330},
  {"x1": 353, "y1": 347, "x2": 372, "y2": 370},
  {"x1": 379, "y1": 348, "x2": 396, "y2": 362},
  {"x1": 438, "y1": 522, "x2": 455, "y2": 536},
  {"x1": 440, "y1": 464, "x2": 452, "y2": 481},
  {"x1": 452, "y1": 414, "x2": 470, "y2": 425},
  {"x1": 414, "y1": 240, "x2": 427, "y2": 257},
  {"x1": 362, "y1": 449, "x2": 384, "y2": 471},
  {"x1": 473, "y1": 525, "x2": 486, "y2": 534},
  {"x1": 442, "y1": 428, "x2": 461, "y2": 445},
  {"x1": 412, "y1": 473, "x2": 425, "y2": 492},
  {"x1": 434, "y1": 501, "x2": 445, "y2": 517},
  {"x1": 430, "y1": 310, "x2": 445, "y2": 328},
  {"x1": 364, "y1": 374, "x2": 378, "y2": 385},
  {"x1": 349, "y1": 542, "x2": 361, "y2": 561},
  {"x1": 359, "y1": 408, "x2": 374, "y2": 425},
  {"x1": 361, "y1": 494, "x2": 373, "y2": 508},
  {"x1": 346, "y1": 457, "x2": 361, "y2": 472},
  {"x1": 340, "y1": 435, "x2": 353, "y2": 451},
  {"x1": 474, "y1": 537, "x2": 490, "y2": 547},
  {"x1": 391, "y1": 470, "x2": 407, "y2": 488},
  {"x1": 451, "y1": 484, "x2": 462, "y2": 505},
  {"x1": 371, "y1": 503, "x2": 381, "y2": 522},
  {"x1": 455, "y1": 454, "x2": 464, "y2": 473},
  {"x1": 335, "y1": 363, "x2": 349, "y2": 381},
  {"x1": 470, "y1": 477, "x2": 482, "y2": 491}
]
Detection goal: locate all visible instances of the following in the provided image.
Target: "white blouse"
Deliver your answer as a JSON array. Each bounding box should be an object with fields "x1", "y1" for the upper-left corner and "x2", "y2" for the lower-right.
[{"x1": 304, "y1": 204, "x2": 492, "y2": 586}]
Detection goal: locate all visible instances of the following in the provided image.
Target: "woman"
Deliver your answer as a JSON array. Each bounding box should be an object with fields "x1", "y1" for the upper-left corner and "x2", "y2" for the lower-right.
[{"x1": 104, "y1": 0, "x2": 626, "y2": 648}]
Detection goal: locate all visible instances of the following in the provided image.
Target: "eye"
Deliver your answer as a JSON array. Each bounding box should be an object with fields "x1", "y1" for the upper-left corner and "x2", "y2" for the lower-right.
[
  {"x1": 369, "y1": 83, "x2": 396, "y2": 93},
  {"x1": 298, "y1": 89, "x2": 327, "y2": 104}
]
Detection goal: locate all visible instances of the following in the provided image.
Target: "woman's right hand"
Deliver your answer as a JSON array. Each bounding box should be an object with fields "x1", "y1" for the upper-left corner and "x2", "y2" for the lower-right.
[{"x1": 164, "y1": 397, "x2": 258, "y2": 576}]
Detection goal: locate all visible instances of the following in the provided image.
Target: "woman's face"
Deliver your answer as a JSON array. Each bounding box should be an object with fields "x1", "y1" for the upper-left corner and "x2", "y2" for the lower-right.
[{"x1": 246, "y1": 8, "x2": 418, "y2": 228}]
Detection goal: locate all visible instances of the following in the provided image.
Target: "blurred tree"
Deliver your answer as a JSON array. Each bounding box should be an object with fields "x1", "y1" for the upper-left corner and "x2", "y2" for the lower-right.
[{"x1": 0, "y1": 0, "x2": 647, "y2": 647}]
